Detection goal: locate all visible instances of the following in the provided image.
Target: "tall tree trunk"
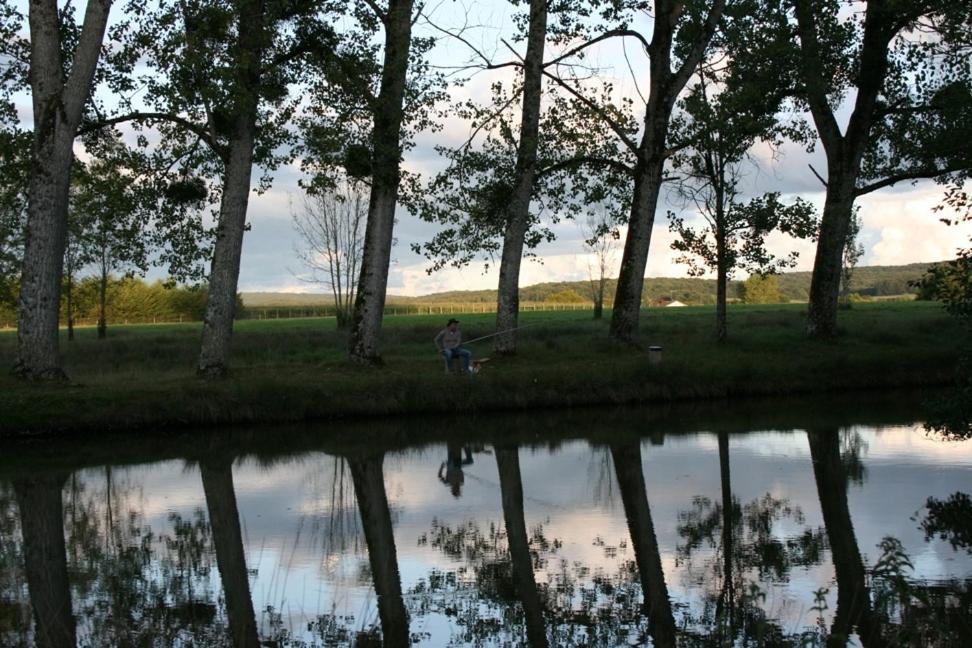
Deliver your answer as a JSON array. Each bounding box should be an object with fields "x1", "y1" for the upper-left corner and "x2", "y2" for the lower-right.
[
  {"x1": 14, "y1": 473, "x2": 76, "y2": 648},
  {"x1": 495, "y1": 446, "x2": 548, "y2": 647},
  {"x1": 97, "y1": 262, "x2": 108, "y2": 339},
  {"x1": 794, "y1": 0, "x2": 892, "y2": 339},
  {"x1": 492, "y1": 0, "x2": 547, "y2": 355},
  {"x1": 196, "y1": 0, "x2": 264, "y2": 378},
  {"x1": 200, "y1": 460, "x2": 260, "y2": 648},
  {"x1": 348, "y1": 454, "x2": 409, "y2": 646},
  {"x1": 610, "y1": 159, "x2": 665, "y2": 342},
  {"x1": 806, "y1": 178, "x2": 856, "y2": 338},
  {"x1": 197, "y1": 131, "x2": 256, "y2": 377},
  {"x1": 14, "y1": 0, "x2": 112, "y2": 381},
  {"x1": 807, "y1": 430, "x2": 885, "y2": 647},
  {"x1": 716, "y1": 237, "x2": 727, "y2": 342},
  {"x1": 610, "y1": 442, "x2": 677, "y2": 647},
  {"x1": 607, "y1": 0, "x2": 726, "y2": 345},
  {"x1": 348, "y1": 0, "x2": 414, "y2": 365}
]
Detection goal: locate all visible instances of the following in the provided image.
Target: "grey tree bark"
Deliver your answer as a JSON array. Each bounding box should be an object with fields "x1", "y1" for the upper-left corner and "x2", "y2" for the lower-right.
[
  {"x1": 348, "y1": 0, "x2": 414, "y2": 365},
  {"x1": 495, "y1": 445, "x2": 548, "y2": 647},
  {"x1": 14, "y1": 473, "x2": 75, "y2": 648},
  {"x1": 197, "y1": 129, "x2": 257, "y2": 377},
  {"x1": 348, "y1": 453, "x2": 409, "y2": 645},
  {"x1": 14, "y1": 0, "x2": 112, "y2": 380},
  {"x1": 200, "y1": 459, "x2": 260, "y2": 648},
  {"x1": 610, "y1": 442, "x2": 677, "y2": 647},
  {"x1": 196, "y1": 0, "x2": 263, "y2": 378},
  {"x1": 609, "y1": 0, "x2": 726, "y2": 343},
  {"x1": 610, "y1": 158, "x2": 666, "y2": 342},
  {"x1": 492, "y1": 0, "x2": 547, "y2": 355}
]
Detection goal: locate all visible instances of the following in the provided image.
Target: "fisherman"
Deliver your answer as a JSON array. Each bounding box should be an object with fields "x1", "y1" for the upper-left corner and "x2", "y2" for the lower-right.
[{"x1": 434, "y1": 318, "x2": 473, "y2": 374}]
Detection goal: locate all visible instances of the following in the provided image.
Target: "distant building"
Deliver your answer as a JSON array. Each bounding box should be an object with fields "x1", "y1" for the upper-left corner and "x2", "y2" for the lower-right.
[{"x1": 650, "y1": 297, "x2": 688, "y2": 308}]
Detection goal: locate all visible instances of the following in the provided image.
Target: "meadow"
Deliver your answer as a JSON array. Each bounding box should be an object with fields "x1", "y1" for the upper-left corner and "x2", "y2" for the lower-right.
[{"x1": 0, "y1": 301, "x2": 964, "y2": 436}]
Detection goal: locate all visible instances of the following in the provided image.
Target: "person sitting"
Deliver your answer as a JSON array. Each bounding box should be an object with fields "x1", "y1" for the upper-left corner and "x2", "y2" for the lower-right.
[{"x1": 434, "y1": 318, "x2": 473, "y2": 374}]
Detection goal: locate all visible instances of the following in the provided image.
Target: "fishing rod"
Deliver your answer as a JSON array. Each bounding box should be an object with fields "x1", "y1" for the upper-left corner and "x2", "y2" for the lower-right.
[
  {"x1": 462, "y1": 316, "x2": 587, "y2": 345},
  {"x1": 463, "y1": 322, "x2": 543, "y2": 345}
]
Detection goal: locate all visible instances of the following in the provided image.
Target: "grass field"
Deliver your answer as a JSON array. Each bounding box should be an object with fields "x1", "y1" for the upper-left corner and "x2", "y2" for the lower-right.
[{"x1": 0, "y1": 301, "x2": 965, "y2": 436}]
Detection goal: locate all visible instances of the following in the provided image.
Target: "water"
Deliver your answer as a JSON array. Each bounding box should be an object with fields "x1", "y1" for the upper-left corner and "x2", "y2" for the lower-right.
[{"x1": 2, "y1": 392, "x2": 971, "y2": 646}]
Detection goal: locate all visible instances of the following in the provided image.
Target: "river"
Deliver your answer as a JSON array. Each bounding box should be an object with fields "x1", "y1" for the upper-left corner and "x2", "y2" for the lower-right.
[{"x1": 2, "y1": 391, "x2": 970, "y2": 646}]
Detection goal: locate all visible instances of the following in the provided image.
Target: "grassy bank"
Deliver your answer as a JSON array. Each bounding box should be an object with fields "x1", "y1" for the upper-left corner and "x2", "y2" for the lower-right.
[{"x1": 0, "y1": 301, "x2": 964, "y2": 437}]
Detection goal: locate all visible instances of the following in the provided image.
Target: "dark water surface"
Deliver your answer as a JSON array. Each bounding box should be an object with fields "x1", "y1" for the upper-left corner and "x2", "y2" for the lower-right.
[{"x1": 2, "y1": 392, "x2": 971, "y2": 646}]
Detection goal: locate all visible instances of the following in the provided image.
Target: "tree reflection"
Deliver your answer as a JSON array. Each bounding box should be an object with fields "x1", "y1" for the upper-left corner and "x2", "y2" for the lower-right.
[
  {"x1": 348, "y1": 453, "x2": 410, "y2": 647},
  {"x1": 675, "y1": 432, "x2": 828, "y2": 645},
  {"x1": 200, "y1": 459, "x2": 260, "y2": 647},
  {"x1": 495, "y1": 445, "x2": 548, "y2": 646},
  {"x1": 609, "y1": 442, "x2": 677, "y2": 648},
  {"x1": 807, "y1": 429, "x2": 885, "y2": 646},
  {"x1": 13, "y1": 473, "x2": 75, "y2": 648},
  {"x1": 919, "y1": 492, "x2": 972, "y2": 554}
]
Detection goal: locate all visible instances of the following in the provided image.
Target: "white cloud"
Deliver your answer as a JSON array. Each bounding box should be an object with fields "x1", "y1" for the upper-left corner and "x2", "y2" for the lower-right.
[{"x1": 859, "y1": 186, "x2": 971, "y2": 266}]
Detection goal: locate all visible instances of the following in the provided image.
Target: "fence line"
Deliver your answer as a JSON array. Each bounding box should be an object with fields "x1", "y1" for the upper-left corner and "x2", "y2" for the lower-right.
[{"x1": 0, "y1": 301, "x2": 600, "y2": 331}]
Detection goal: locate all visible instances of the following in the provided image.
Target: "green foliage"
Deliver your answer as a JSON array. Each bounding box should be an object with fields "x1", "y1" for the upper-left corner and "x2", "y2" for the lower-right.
[
  {"x1": 56, "y1": 277, "x2": 219, "y2": 324},
  {"x1": 914, "y1": 257, "x2": 972, "y2": 320},
  {"x1": 0, "y1": 125, "x2": 29, "y2": 317},
  {"x1": 738, "y1": 275, "x2": 783, "y2": 304},
  {"x1": 544, "y1": 288, "x2": 586, "y2": 303},
  {"x1": 406, "y1": 78, "x2": 633, "y2": 273}
]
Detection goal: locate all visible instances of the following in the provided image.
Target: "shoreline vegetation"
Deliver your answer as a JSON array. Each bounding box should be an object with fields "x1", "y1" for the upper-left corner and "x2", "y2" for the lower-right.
[{"x1": 1, "y1": 301, "x2": 965, "y2": 438}]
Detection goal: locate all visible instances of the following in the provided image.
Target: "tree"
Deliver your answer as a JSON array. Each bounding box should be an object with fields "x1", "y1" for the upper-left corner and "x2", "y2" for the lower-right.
[
  {"x1": 543, "y1": 0, "x2": 729, "y2": 344},
  {"x1": 581, "y1": 205, "x2": 621, "y2": 320},
  {"x1": 738, "y1": 274, "x2": 783, "y2": 304},
  {"x1": 667, "y1": 26, "x2": 818, "y2": 341},
  {"x1": 785, "y1": 0, "x2": 972, "y2": 337},
  {"x1": 70, "y1": 150, "x2": 152, "y2": 339},
  {"x1": 291, "y1": 181, "x2": 366, "y2": 329},
  {"x1": 344, "y1": 0, "x2": 420, "y2": 365},
  {"x1": 410, "y1": 82, "x2": 631, "y2": 352},
  {"x1": 486, "y1": 0, "x2": 548, "y2": 355},
  {"x1": 670, "y1": 193, "x2": 817, "y2": 340},
  {"x1": 544, "y1": 288, "x2": 585, "y2": 304},
  {"x1": 86, "y1": 0, "x2": 340, "y2": 377},
  {"x1": 10, "y1": 0, "x2": 113, "y2": 380}
]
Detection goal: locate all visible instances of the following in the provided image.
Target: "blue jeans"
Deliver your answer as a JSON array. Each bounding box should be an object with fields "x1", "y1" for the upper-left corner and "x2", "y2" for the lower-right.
[{"x1": 443, "y1": 347, "x2": 472, "y2": 373}]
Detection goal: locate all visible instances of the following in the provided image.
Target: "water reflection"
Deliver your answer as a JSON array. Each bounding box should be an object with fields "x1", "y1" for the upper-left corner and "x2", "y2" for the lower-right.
[{"x1": 2, "y1": 395, "x2": 972, "y2": 646}]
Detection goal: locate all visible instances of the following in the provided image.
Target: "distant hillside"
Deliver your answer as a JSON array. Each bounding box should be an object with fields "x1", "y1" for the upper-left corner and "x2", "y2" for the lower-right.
[{"x1": 242, "y1": 262, "x2": 934, "y2": 308}]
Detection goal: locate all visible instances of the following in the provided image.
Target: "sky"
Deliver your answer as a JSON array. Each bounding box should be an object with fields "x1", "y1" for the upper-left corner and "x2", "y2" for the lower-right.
[{"x1": 14, "y1": 0, "x2": 969, "y2": 296}]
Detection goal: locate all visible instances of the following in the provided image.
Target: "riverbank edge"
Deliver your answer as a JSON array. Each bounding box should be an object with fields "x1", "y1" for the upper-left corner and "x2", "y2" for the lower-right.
[{"x1": 1, "y1": 349, "x2": 958, "y2": 438}]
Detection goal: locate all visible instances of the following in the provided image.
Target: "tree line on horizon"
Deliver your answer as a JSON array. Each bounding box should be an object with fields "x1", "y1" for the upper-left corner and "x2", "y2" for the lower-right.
[{"x1": 0, "y1": 0, "x2": 970, "y2": 382}]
